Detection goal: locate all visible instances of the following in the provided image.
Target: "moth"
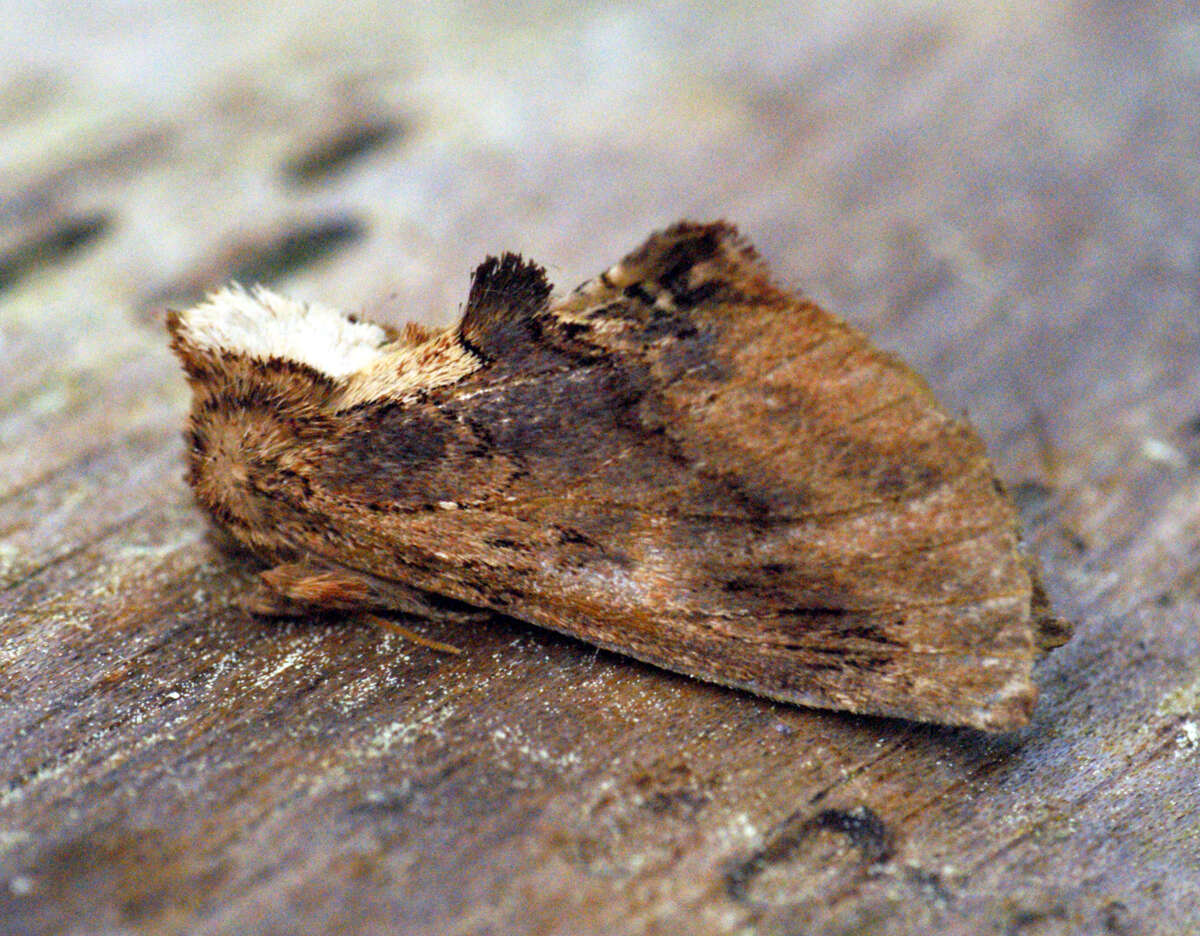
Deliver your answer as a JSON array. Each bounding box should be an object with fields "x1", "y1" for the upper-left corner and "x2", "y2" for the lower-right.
[{"x1": 168, "y1": 221, "x2": 1070, "y2": 731}]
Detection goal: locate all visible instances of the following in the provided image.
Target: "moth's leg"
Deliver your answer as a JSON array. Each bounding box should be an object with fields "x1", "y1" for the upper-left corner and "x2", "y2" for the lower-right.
[
  {"x1": 242, "y1": 561, "x2": 375, "y2": 615},
  {"x1": 243, "y1": 560, "x2": 486, "y2": 653},
  {"x1": 357, "y1": 614, "x2": 463, "y2": 655}
]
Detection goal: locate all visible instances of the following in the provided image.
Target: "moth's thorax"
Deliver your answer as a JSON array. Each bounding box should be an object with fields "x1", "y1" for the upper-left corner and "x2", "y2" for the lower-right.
[{"x1": 337, "y1": 330, "x2": 481, "y2": 408}]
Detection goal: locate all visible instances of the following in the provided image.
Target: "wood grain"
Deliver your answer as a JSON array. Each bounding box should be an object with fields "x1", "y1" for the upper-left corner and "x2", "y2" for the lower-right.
[{"x1": 2, "y1": 2, "x2": 1198, "y2": 934}]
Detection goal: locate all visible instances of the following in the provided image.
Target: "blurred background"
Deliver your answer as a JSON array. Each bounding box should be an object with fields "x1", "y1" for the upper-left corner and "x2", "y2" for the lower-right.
[{"x1": 4, "y1": 1, "x2": 1196, "y2": 456}]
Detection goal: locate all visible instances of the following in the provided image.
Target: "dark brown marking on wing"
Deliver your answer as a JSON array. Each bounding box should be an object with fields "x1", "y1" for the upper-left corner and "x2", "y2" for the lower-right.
[{"x1": 325, "y1": 400, "x2": 521, "y2": 509}]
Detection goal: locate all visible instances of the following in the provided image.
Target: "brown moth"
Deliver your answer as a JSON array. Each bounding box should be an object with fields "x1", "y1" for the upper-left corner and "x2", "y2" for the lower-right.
[{"x1": 168, "y1": 221, "x2": 1070, "y2": 731}]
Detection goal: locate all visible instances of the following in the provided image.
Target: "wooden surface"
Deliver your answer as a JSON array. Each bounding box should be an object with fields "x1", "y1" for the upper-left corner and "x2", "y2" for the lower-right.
[{"x1": 2, "y1": 2, "x2": 1198, "y2": 934}]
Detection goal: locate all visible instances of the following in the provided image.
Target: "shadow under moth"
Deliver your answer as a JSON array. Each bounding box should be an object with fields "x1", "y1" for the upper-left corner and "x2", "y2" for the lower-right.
[{"x1": 168, "y1": 221, "x2": 1070, "y2": 732}]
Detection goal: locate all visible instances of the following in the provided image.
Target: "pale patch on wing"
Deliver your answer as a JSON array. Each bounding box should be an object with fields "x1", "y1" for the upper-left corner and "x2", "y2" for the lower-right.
[{"x1": 177, "y1": 284, "x2": 391, "y2": 379}]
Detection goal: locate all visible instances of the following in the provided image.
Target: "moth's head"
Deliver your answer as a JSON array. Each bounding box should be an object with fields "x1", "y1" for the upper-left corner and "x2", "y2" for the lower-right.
[{"x1": 166, "y1": 285, "x2": 392, "y2": 551}]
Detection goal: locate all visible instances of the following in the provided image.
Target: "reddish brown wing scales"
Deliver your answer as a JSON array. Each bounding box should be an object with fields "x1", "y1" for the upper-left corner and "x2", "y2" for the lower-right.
[{"x1": 171, "y1": 221, "x2": 1068, "y2": 732}]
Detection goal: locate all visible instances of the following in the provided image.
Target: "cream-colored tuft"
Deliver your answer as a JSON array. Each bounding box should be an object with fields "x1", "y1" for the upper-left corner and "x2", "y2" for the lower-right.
[
  {"x1": 177, "y1": 284, "x2": 391, "y2": 379},
  {"x1": 336, "y1": 330, "x2": 481, "y2": 408}
]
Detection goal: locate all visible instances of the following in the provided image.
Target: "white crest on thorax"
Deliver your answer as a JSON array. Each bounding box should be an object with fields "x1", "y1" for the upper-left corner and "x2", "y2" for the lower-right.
[{"x1": 177, "y1": 284, "x2": 391, "y2": 379}]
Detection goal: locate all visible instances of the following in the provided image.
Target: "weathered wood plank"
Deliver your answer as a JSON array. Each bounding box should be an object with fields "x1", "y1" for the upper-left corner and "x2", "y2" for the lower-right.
[{"x1": 2, "y1": 2, "x2": 1199, "y2": 934}]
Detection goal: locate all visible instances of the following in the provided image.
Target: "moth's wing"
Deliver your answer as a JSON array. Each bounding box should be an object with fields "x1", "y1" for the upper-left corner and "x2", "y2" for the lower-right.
[
  {"x1": 542, "y1": 222, "x2": 1058, "y2": 730},
  {"x1": 300, "y1": 223, "x2": 1058, "y2": 731}
]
